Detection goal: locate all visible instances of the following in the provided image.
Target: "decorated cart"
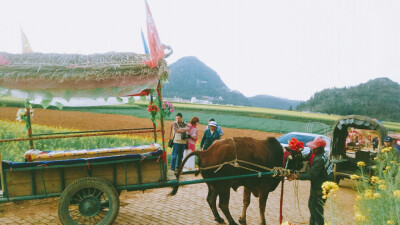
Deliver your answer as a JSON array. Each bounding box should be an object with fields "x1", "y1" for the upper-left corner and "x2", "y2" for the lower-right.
[{"x1": 329, "y1": 115, "x2": 387, "y2": 183}]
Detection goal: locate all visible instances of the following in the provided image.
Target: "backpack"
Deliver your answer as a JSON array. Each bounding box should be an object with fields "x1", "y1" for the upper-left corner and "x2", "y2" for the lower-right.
[{"x1": 322, "y1": 155, "x2": 334, "y2": 181}]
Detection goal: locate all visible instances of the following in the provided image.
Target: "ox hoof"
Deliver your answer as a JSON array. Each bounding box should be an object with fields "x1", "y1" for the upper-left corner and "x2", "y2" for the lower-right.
[
  {"x1": 238, "y1": 217, "x2": 247, "y2": 224},
  {"x1": 215, "y1": 217, "x2": 225, "y2": 224}
]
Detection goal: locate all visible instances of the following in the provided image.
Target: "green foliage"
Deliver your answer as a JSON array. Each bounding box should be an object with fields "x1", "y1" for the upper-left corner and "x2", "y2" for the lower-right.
[
  {"x1": 0, "y1": 96, "x2": 25, "y2": 107},
  {"x1": 0, "y1": 120, "x2": 154, "y2": 162},
  {"x1": 62, "y1": 103, "x2": 331, "y2": 134},
  {"x1": 352, "y1": 147, "x2": 400, "y2": 224},
  {"x1": 297, "y1": 77, "x2": 400, "y2": 122},
  {"x1": 248, "y1": 95, "x2": 301, "y2": 110},
  {"x1": 162, "y1": 56, "x2": 251, "y2": 106},
  {"x1": 59, "y1": 100, "x2": 400, "y2": 133}
]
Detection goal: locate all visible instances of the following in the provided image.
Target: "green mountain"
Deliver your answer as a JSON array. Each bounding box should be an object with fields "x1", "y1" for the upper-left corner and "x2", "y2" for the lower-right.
[
  {"x1": 163, "y1": 56, "x2": 251, "y2": 106},
  {"x1": 248, "y1": 95, "x2": 301, "y2": 110},
  {"x1": 296, "y1": 77, "x2": 400, "y2": 122}
]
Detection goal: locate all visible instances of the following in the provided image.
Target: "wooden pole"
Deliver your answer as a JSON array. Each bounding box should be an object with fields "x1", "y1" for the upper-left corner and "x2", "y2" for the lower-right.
[
  {"x1": 156, "y1": 82, "x2": 167, "y2": 166},
  {"x1": 150, "y1": 90, "x2": 158, "y2": 143},
  {"x1": 25, "y1": 101, "x2": 34, "y2": 149},
  {"x1": 0, "y1": 129, "x2": 162, "y2": 143}
]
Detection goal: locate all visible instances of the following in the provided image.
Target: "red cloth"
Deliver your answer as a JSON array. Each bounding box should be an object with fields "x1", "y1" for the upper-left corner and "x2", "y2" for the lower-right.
[
  {"x1": 128, "y1": 89, "x2": 151, "y2": 96},
  {"x1": 145, "y1": 0, "x2": 165, "y2": 68},
  {"x1": 309, "y1": 153, "x2": 315, "y2": 166},
  {"x1": 283, "y1": 151, "x2": 291, "y2": 167}
]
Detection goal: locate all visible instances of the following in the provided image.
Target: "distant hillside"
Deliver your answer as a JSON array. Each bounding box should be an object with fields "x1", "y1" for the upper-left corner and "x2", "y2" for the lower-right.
[
  {"x1": 163, "y1": 56, "x2": 251, "y2": 106},
  {"x1": 248, "y1": 95, "x2": 301, "y2": 110},
  {"x1": 296, "y1": 77, "x2": 400, "y2": 122}
]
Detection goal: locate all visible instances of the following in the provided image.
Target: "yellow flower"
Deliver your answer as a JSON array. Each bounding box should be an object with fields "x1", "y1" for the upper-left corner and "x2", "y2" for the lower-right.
[
  {"x1": 387, "y1": 220, "x2": 393, "y2": 224},
  {"x1": 390, "y1": 161, "x2": 395, "y2": 164},
  {"x1": 356, "y1": 195, "x2": 362, "y2": 201},
  {"x1": 382, "y1": 147, "x2": 392, "y2": 152},
  {"x1": 370, "y1": 176, "x2": 380, "y2": 184},
  {"x1": 379, "y1": 184, "x2": 386, "y2": 190},
  {"x1": 357, "y1": 161, "x2": 366, "y2": 167},
  {"x1": 372, "y1": 165, "x2": 377, "y2": 169},
  {"x1": 394, "y1": 190, "x2": 400, "y2": 199},
  {"x1": 281, "y1": 222, "x2": 294, "y2": 225},
  {"x1": 364, "y1": 190, "x2": 375, "y2": 199},
  {"x1": 386, "y1": 166, "x2": 391, "y2": 170},
  {"x1": 374, "y1": 157, "x2": 378, "y2": 161},
  {"x1": 355, "y1": 213, "x2": 366, "y2": 221},
  {"x1": 374, "y1": 193, "x2": 381, "y2": 198},
  {"x1": 322, "y1": 181, "x2": 339, "y2": 199},
  {"x1": 350, "y1": 174, "x2": 361, "y2": 180}
]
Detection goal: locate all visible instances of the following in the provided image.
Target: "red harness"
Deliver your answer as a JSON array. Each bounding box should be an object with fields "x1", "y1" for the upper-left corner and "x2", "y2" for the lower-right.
[{"x1": 283, "y1": 150, "x2": 292, "y2": 167}]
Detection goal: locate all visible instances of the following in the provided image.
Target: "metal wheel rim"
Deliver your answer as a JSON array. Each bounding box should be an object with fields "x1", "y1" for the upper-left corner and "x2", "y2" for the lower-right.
[{"x1": 68, "y1": 187, "x2": 112, "y2": 225}]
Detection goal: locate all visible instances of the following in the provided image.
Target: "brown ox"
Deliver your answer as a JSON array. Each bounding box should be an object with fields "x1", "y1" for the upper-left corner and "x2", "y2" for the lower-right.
[{"x1": 170, "y1": 137, "x2": 303, "y2": 225}]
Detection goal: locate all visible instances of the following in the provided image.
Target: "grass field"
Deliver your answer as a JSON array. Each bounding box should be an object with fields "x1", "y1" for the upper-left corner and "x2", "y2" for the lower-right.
[
  {"x1": 62, "y1": 101, "x2": 400, "y2": 133},
  {"x1": 62, "y1": 105, "x2": 323, "y2": 134},
  {"x1": 1, "y1": 96, "x2": 400, "y2": 133}
]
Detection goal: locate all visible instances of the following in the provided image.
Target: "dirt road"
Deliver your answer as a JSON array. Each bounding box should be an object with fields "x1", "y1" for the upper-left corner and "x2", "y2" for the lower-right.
[{"x1": 0, "y1": 175, "x2": 356, "y2": 225}]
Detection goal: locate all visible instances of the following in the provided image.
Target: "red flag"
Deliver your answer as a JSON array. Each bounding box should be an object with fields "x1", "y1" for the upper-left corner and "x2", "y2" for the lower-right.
[
  {"x1": 145, "y1": 0, "x2": 164, "y2": 68},
  {"x1": 0, "y1": 54, "x2": 9, "y2": 66}
]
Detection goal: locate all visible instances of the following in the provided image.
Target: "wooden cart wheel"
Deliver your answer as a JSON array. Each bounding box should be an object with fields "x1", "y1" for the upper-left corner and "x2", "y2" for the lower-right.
[{"x1": 58, "y1": 177, "x2": 120, "y2": 225}]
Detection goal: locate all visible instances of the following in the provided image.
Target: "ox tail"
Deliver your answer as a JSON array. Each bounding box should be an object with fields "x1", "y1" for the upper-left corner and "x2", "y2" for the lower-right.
[{"x1": 169, "y1": 151, "x2": 200, "y2": 196}]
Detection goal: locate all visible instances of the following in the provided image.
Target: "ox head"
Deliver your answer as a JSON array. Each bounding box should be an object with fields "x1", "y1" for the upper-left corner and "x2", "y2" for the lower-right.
[
  {"x1": 283, "y1": 148, "x2": 304, "y2": 172},
  {"x1": 283, "y1": 137, "x2": 305, "y2": 171}
]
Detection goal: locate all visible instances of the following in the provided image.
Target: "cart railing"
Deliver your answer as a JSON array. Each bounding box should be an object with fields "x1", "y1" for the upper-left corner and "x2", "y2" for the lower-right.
[
  {"x1": 0, "y1": 166, "x2": 284, "y2": 203},
  {"x1": 0, "y1": 128, "x2": 162, "y2": 143}
]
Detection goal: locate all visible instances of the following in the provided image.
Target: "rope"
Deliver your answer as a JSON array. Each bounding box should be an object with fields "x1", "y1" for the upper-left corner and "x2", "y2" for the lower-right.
[
  {"x1": 198, "y1": 138, "x2": 291, "y2": 177},
  {"x1": 280, "y1": 179, "x2": 284, "y2": 224},
  {"x1": 293, "y1": 178, "x2": 306, "y2": 220}
]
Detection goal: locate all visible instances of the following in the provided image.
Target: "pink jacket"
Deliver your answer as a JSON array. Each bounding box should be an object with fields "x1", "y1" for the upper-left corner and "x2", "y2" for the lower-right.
[{"x1": 187, "y1": 123, "x2": 198, "y2": 145}]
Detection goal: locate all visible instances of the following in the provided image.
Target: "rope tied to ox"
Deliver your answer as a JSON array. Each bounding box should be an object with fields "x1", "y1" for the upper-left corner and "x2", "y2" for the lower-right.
[{"x1": 198, "y1": 138, "x2": 291, "y2": 177}]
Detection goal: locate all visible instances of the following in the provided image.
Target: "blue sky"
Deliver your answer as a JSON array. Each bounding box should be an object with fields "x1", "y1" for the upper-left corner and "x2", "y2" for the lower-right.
[{"x1": 1, "y1": 0, "x2": 399, "y2": 100}]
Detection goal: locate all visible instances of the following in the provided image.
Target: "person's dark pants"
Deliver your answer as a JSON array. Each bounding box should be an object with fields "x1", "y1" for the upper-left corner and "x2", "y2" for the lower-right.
[
  {"x1": 308, "y1": 189, "x2": 326, "y2": 225},
  {"x1": 170, "y1": 143, "x2": 186, "y2": 171}
]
